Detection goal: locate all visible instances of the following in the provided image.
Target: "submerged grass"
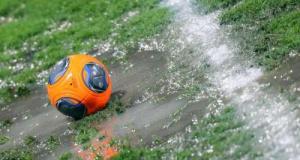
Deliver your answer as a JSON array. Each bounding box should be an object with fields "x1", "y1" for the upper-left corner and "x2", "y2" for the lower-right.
[
  {"x1": 0, "y1": 134, "x2": 9, "y2": 145},
  {"x1": 59, "y1": 152, "x2": 73, "y2": 160},
  {"x1": 112, "y1": 107, "x2": 261, "y2": 159},
  {"x1": 0, "y1": 134, "x2": 62, "y2": 159},
  {"x1": 59, "y1": 152, "x2": 82, "y2": 160},
  {"x1": 113, "y1": 146, "x2": 165, "y2": 160},
  {"x1": 187, "y1": 107, "x2": 261, "y2": 159},
  {"x1": 45, "y1": 135, "x2": 60, "y2": 150},
  {"x1": 0, "y1": 119, "x2": 12, "y2": 130},
  {"x1": 72, "y1": 94, "x2": 125, "y2": 146},
  {"x1": 0, "y1": 148, "x2": 33, "y2": 160},
  {"x1": 0, "y1": 0, "x2": 171, "y2": 105},
  {"x1": 198, "y1": 0, "x2": 300, "y2": 70}
]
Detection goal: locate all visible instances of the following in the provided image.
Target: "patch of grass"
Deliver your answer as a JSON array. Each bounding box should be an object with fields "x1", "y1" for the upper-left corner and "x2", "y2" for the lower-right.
[
  {"x1": 0, "y1": 18, "x2": 48, "y2": 50},
  {"x1": 0, "y1": 88, "x2": 14, "y2": 105},
  {"x1": 72, "y1": 96, "x2": 126, "y2": 146},
  {"x1": 45, "y1": 135, "x2": 60, "y2": 150},
  {"x1": 0, "y1": 0, "x2": 21, "y2": 16},
  {"x1": 112, "y1": 145, "x2": 165, "y2": 160},
  {"x1": 256, "y1": 10, "x2": 300, "y2": 69},
  {"x1": 75, "y1": 127, "x2": 98, "y2": 145},
  {"x1": 0, "y1": 148, "x2": 33, "y2": 160},
  {"x1": 1, "y1": 134, "x2": 65, "y2": 159},
  {"x1": 198, "y1": 0, "x2": 300, "y2": 70},
  {"x1": 181, "y1": 83, "x2": 203, "y2": 100},
  {"x1": 221, "y1": 0, "x2": 299, "y2": 24},
  {"x1": 0, "y1": 134, "x2": 9, "y2": 145},
  {"x1": 24, "y1": 135, "x2": 39, "y2": 147},
  {"x1": 196, "y1": 0, "x2": 242, "y2": 12},
  {"x1": 189, "y1": 107, "x2": 262, "y2": 159},
  {"x1": 0, "y1": 67, "x2": 11, "y2": 79},
  {"x1": 116, "y1": 8, "x2": 171, "y2": 45},
  {"x1": 111, "y1": 107, "x2": 261, "y2": 159},
  {"x1": 59, "y1": 152, "x2": 73, "y2": 160},
  {"x1": 0, "y1": 0, "x2": 171, "y2": 105},
  {"x1": 0, "y1": 119, "x2": 12, "y2": 130}
]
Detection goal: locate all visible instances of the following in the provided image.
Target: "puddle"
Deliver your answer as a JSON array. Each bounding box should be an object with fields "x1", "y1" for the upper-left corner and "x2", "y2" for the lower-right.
[
  {"x1": 260, "y1": 55, "x2": 300, "y2": 96},
  {"x1": 0, "y1": 49, "x2": 169, "y2": 159},
  {"x1": 100, "y1": 99, "x2": 186, "y2": 144},
  {"x1": 109, "y1": 50, "x2": 167, "y2": 106}
]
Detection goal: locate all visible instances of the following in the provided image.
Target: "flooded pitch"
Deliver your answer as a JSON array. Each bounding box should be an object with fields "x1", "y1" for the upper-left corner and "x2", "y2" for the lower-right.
[{"x1": 1, "y1": 0, "x2": 300, "y2": 159}]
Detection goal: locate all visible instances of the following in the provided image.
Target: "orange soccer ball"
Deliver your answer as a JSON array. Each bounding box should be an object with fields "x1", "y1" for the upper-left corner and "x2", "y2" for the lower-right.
[{"x1": 46, "y1": 54, "x2": 112, "y2": 120}]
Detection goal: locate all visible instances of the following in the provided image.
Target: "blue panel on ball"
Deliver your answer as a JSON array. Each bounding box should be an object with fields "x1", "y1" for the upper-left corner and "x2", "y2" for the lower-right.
[
  {"x1": 56, "y1": 98, "x2": 86, "y2": 120},
  {"x1": 48, "y1": 57, "x2": 69, "y2": 85},
  {"x1": 82, "y1": 63, "x2": 108, "y2": 93}
]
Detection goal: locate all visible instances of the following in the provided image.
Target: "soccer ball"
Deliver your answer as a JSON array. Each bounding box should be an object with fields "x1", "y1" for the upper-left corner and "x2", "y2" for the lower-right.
[{"x1": 46, "y1": 54, "x2": 112, "y2": 120}]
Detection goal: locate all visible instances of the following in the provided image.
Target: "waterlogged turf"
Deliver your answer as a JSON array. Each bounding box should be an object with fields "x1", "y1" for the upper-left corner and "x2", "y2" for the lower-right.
[
  {"x1": 112, "y1": 107, "x2": 262, "y2": 159},
  {"x1": 196, "y1": 0, "x2": 242, "y2": 12},
  {"x1": 198, "y1": 0, "x2": 300, "y2": 70},
  {"x1": 72, "y1": 95, "x2": 125, "y2": 146},
  {"x1": 0, "y1": 0, "x2": 170, "y2": 105},
  {"x1": 3, "y1": 0, "x2": 293, "y2": 159},
  {"x1": 0, "y1": 1, "x2": 171, "y2": 159}
]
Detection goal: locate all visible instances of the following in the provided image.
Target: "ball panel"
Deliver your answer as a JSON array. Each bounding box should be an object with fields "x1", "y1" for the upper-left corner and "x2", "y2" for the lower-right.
[
  {"x1": 48, "y1": 57, "x2": 69, "y2": 85},
  {"x1": 82, "y1": 63, "x2": 109, "y2": 93},
  {"x1": 56, "y1": 98, "x2": 86, "y2": 120}
]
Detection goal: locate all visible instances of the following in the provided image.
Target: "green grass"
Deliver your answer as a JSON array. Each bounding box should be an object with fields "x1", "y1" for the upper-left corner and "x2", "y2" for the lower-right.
[
  {"x1": 72, "y1": 95, "x2": 126, "y2": 147},
  {"x1": 0, "y1": 134, "x2": 62, "y2": 159},
  {"x1": 112, "y1": 145, "x2": 165, "y2": 160},
  {"x1": 24, "y1": 135, "x2": 39, "y2": 147},
  {"x1": 0, "y1": 119, "x2": 12, "y2": 129},
  {"x1": 198, "y1": 0, "x2": 300, "y2": 70},
  {"x1": 59, "y1": 152, "x2": 75, "y2": 160},
  {"x1": 188, "y1": 107, "x2": 262, "y2": 159},
  {"x1": 0, "y1": 0, "x2": 171, "y2": 105},
  {"x1": 0, "y1": 120, "x2": 12, "y2": 146},
  {"x1": 221, "y1": 0, "x2": 299, "y2": 24},
  {"x1": 112, "y1": 107, "x2": 262, "y2": 159},
  {"x1": 196, "y1": 0, "x2": 242, "y2": 12},
  {"x1": 0, "y1": 134, "x2": 9, "y2": 145},
  {"x1": 59, "y1": 152, "x2": 82, "y2": 160},
  {"x1": 45, "y1": 135, "x2": 60, "y2": 150},
  {"x1": 0, "y1": 148, "x2": 33, "y2": 160},
  {"x1": 116, "y1": 8, "x2": 171, "y2": 45}
]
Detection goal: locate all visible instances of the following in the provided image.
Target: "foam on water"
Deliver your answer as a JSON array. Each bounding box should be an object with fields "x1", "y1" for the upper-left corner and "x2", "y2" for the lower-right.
[{"x1": 163, "y1": 0, "x2": 300, "y2": 159}]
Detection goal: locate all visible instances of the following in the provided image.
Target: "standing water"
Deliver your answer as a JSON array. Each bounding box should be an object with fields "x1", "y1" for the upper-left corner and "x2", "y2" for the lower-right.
[{"x1": 163, "y1": 0, "x2": 300, "y2": 159}]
